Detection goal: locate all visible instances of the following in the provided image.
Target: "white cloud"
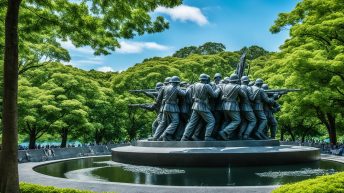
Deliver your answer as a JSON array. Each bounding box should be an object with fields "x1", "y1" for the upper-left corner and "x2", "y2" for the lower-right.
[
  {"x1": 155, "y1": 5, "x2": 208, "y2": 26},
  {"x1": 62, "y1": 56, "x2": 105, "y2": 67},
  {"x1": 117, "y1": 41, "x2": 170, "y2": 54},
  {"x1": 59, "y1": 40, "x2": 94, "y2": 54},
  {"x1": 97, "y1": 66, "x2": 115, "y2": 72}
]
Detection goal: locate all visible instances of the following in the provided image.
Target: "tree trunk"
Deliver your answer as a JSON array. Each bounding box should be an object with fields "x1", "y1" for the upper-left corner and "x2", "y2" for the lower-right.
[
  {"x1": 327, "y1": 113, "x2": 337, "y2": 146},
  {"x1": 60, "y1": 128, "x2": 68, "y2": 148},
  {"x1": 95, "y1": 129, "x2": 103, "y2": 145},
  {"x1": 316, "y1": 107, "x2": 337, "y2": 146},
  {"x1": 0, "y1": 0, "x2": 21, "y2": 192},
  {"x1": 286, "y1": 126, "x2": 295, "y2": 141},
  {"x1": 280, "y1": 127, "x2": 284, "y2": 141},
  {"x1": 28, "y1": 130, "x2": 36, "y2": 149}
]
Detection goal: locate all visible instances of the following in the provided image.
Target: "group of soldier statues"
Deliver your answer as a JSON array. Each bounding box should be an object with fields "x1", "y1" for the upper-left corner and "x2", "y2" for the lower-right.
[{"x1": 130, "y1": 73, "x2": 286, "y2": 141}]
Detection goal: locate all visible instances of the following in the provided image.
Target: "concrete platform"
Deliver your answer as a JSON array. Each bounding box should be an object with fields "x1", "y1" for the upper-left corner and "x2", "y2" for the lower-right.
[
  {"x1": 112, "y1": 143, "x2": 320, "y2": 167},
  {"x1": 134, "y1": 139, "x2": 280, "y2": 147}
]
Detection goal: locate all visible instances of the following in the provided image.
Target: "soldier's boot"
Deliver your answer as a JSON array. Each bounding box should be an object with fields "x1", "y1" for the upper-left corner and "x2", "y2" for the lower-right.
[
  {"x1": 257, "y1": 132, "x2": 269, "y2": 140},
  {"x1": 218, "y1": 131, "x2": 228, "y2": 140},
  {"x1": 191, "y1": 135, "x2": 203, "y2": 141},
  {"x1": 253, "y1": 132, "x2": 264, "y2": 140},
  {"x1": 270, "y1": 125, "x2": 277, "y2": 139},
  {"x1": 147, "y1": 137, "x2": 157, "y2": 141},
  {"x1": 242, "y1": 134, "x2": 249, "y2": 140},
  {"x1": 205, "y1": 136, "x2": 216, "y2": 141},
  {"x1": 163, "y1": 133, "x2": 174, "y2": 141},
  {"x1": 157, "y1": 136, "x2": 164, "y2": 141},
  {"x1": 181, "y1": 136, "x2": 190, "y2": 141}
]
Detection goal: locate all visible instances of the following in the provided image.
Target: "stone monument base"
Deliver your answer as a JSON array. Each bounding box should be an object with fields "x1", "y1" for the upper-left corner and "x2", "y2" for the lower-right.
[{"x1": 111, "y1": 140, "x2": 320, "y2": 167}]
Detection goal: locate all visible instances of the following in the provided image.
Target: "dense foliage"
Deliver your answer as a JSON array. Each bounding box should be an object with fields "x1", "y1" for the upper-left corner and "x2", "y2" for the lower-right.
[
  {"x1": 172, "y1": 42, "x2": 226, "y2": 58},
  {"x1": 261, "y1": 0, "x2": 344, "y2": 144},
  {"x1": 272, "y1": 171, "x2": 344, "y2": 193}
]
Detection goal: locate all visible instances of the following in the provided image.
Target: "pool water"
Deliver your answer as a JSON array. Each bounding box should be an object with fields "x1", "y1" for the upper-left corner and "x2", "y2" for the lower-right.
[{"x1": 34, "y1": 156, "x2": 344, "y2": 186}]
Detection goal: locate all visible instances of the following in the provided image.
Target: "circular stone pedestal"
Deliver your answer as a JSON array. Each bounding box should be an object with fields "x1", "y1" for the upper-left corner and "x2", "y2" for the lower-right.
[{"x1": 111, "y1": 140, "x2": 320, "y2": 167}]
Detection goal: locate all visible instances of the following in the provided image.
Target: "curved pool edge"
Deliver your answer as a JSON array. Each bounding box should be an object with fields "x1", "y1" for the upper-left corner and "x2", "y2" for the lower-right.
[
  {"x1": 19, "y1": 154, "x2": 343, "y2": 193},
  {"x1": 111, "y1": 145, "x2": 320, "y2": 167}
]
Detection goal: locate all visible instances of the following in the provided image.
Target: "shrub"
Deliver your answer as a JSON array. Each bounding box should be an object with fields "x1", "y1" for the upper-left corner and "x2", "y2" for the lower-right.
[
  {"x1": 272, "y1": 172, "x2": 344, "y2": 193},
  {"x1": 20, "y1": 182, "x2": 114, "y2": 193}
]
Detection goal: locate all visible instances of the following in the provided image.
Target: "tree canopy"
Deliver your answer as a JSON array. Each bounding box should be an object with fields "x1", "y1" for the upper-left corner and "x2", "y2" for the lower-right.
[{"x1": 172, "y1": 42, "x2": 226, "y2": 58}]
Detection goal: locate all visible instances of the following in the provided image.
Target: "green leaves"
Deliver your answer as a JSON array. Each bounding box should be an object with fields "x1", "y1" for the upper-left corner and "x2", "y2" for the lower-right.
[
  {"x1": 172, "y1": 42, "x2": 226, "y2": 58},
  {"x1": 260, "y1": 0, "x2": 344, "y2": 143}
]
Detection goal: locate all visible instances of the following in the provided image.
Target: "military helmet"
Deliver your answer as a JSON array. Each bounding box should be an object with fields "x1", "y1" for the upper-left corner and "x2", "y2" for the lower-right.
[
  {"x1": 262, "y1": 84, "x2": 269, "y2": 90},
  {"x1": 255, "y1": 78, "x2": 264, "y2": 85},
  {"x1": 164, "y1": 77, "x2": 171, "y2": 84},
  {"x1": 169, "y1": 76, "x2": 181, "y2": 83},
  {"x1": 222, "y1": 77, "x2": 229, "y2": 84},
  {"x1": 248, "y1": 81, "x2": 255, "y2": 86},
  {"x1": 214, "y1": 73, "x2": 222, "y2": 79},
  {"x1": 199, "y1": 73, "x2": 209, "y2": 81},
  {"x1": 228, "y1": 74, "x2": 239, "y2": 83},
  {"x1": 241, "y1": 76, "x2": 250, "y2": 82},
  {"x1": 155, "y1": 82, "x2": 163, "y2": 89}
]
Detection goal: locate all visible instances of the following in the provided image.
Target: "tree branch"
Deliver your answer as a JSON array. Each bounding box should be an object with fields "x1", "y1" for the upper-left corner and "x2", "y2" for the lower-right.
[
  {"x1": 325, "y1": 69, "x2": 344, "y2": 82},
  {"x1": 336, "y1": 87, "x2": 344, "y2": 97},
  {"x1": 19, "y1": 63, "x2": 45, "y2": 74}
]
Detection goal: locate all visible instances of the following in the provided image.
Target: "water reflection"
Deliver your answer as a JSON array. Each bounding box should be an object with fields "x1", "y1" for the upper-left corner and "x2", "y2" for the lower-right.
[{"x1": 34, "y1": 156, "x2": 344, "y2": 186}]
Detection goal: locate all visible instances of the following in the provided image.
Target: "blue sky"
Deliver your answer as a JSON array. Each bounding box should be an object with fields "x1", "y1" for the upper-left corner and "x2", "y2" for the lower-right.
[{"x1": 62, "y1": 0, "x2": 299, "y2": 72}]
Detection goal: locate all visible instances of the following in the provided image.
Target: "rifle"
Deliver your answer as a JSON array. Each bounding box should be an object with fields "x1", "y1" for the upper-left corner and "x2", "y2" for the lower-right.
[
  {"x1": 129, "y1": 89, "x2": 157, "y2": 93},
  {"x1": 128, "y1": 103, "x2": 153, "y2": 107},
  {"x1": 265, "y1": 89, "x2": 302, "y2": 96},
  {"x1": 235, "y1": 52, "x2": 247, "y2": 79},
  {"x1": 128, "y1": 103, "x2": 155, "y2": 111},
  {"x1": 129, "y1": 87, "x2": 187, "y2": 93}
]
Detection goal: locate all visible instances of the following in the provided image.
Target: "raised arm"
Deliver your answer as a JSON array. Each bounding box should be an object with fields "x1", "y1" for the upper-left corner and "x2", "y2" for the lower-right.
[
  {"x1": 206, "y1": 84, "x2": 220, "y2": 98},
  {"x1": 260, "y1": 89, "x2": 275, "y2": 104}
]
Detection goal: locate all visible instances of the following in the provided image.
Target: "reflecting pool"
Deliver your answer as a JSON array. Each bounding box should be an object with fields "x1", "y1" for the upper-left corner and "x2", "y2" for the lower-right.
[{"x1": 34, "y1": 156, "x2": 344, "y2": 186}]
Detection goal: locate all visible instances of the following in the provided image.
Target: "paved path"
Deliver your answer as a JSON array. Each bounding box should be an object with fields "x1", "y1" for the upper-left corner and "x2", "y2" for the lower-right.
[{"x1": 19, "y1": 154, "x2": 344, "y2": 193}]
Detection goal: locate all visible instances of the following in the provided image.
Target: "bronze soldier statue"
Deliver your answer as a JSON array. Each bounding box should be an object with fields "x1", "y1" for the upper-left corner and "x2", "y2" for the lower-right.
[
  {"x1": 213, "y1": 75, "x2": 228, "y2": 139},
  {"x1": 191, "y1": 75, "x2": 212, "y2": 140},
  {"x1": 152, "y1": 76, "x2": 186, "y2": 141},
  {"x1": 129, "y1": 82, "x2": 164, "y2": 136},
  {"x1": 238, "y1": 76, "x2": 257, "y2": 140},
  {"x1": 251, "y1": 78, "x2": 275, "y2": 140},
  {"x1": 174, "y1": 82, "x2": 192, "y2": 140},
  {"x1": 218, "y1": 74, "x2": 246, "y2": 140},
  {"x1": 181, "y1": 74, "x2": 220, "y2": 141},
  {"x1": 262, "y1": 84, "x2": 281, "y2": 139},
  {"x1": 150, "y1": 82, "x2": 165, "y2": 134},
  {"x1": 164, "y1": 77, "x2": 171, "y2": 86},
  {"x1": 214, "y1": 73, "x2": 222, "y2": 85}
]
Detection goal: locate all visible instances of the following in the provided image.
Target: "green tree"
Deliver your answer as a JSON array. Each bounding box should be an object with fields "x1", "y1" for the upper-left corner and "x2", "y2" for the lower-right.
[
  {"x1": 172, "y1": 46, "x2": 198, "y2": 58},
  {"x1": 18, "y1": 78, "x2": 60, "y2": 149},
  {"x1": 268, "y1": 0, "x2": 344, "y2": 145},
  {"x1": 172, "y1": 42, "x2": 226, "y2": 58},
  {"x1": 0, "y1": 0, "x2": 182, "y2": 191},
  {"x1": 238, "y1": 45, "x2": 270, "y2": 60},
  {"x1": 197, "y1": 42, "x2": 226, "y2": 55}
]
